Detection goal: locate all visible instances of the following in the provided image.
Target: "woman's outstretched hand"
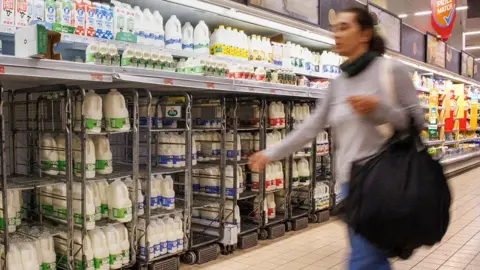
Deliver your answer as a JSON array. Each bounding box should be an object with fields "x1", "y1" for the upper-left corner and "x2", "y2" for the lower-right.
[{"x1": 248, "y1": 152, "x2": 270, "y2": 172}]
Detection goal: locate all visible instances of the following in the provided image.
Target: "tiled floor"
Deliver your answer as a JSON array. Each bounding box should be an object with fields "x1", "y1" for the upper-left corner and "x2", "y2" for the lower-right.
[{"x1": 182, "y1": 167, "x2": 480, "y2": 270}]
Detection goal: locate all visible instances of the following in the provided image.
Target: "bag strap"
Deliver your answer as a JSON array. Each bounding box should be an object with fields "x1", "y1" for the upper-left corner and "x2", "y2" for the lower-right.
[{"x1": 375, "y1": 59, "x2": 396, "y2": 138}]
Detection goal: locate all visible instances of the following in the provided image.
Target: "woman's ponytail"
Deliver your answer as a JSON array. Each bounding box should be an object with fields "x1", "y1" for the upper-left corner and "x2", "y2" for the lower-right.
[{"x1": 342, "y1": 7, "x2": 386, "y2": 55}]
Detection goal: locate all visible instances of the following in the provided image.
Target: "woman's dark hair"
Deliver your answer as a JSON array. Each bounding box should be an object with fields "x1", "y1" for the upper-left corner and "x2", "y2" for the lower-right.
[{"x1": 342, "y1": 7, "x2": 386, "y2": 55}]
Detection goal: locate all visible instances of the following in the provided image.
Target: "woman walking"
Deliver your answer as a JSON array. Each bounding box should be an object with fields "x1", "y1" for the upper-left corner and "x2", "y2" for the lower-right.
[{"x1": 249, "y1": 7, "x2": 424, "y2": 270}]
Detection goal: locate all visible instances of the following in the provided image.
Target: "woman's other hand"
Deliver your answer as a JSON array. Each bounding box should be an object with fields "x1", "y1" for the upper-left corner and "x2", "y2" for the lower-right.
[
  {"x1": 248, "y1": 152, "x2": 270, "y2": 172},
  {"x1": 347, "y1": 95, "x2": 378, "y2": 115}
]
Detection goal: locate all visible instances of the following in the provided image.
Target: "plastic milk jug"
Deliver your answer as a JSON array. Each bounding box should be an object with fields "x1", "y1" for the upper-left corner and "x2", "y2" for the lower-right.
[
  {"x1": 174, "y1": 216, "x2": 184, "y2": 251},
  {"x1": 93, "y1": 136, "x2": 113, "y2": 175},
  {"x1": 204, "y1": 167, "x2": 220, "y2": 197},
  {"x1": 40, "y1": 236, "x2": 56, "y2": 270},
  {"x1": 111, "y1": 1, "x2": 125, "y2": 37},
  {"x1": 123, "y1": 3, "x2": 134, "y2": 35},
  {"x1": 150, "y1": 175, "x2": 161, "y2": 209},
  {"x1": 142, "y1": 8, "x2": 155, "y2": 44},
  {"x1": 97, "y1": 180, "x2": 109, "y2": 218},
  {"x1": 182, "y1": 22, "x2": 194, "y2": 51},
  {"x1": 53, "y1": 183, "x2": 67, "y2": 220},
  {"x1": 88, "y1": 229, "x2": 109, "y2": 270},
  {"x1": 164, "y1": 217, "x2": 178, "y2": 254},
  {"x1": 139, "y1": 97, "x2": 162, "y2": 127},
  {"x1": 40, "y1": 133, "x2": 59, "y2": 176},
  {"x1": 101, "y1": 226, "x2": 122, "y2": 269},
  {"x1": 298, "y1": 158, "x2": 310, "y2": 186},
  {"x1": 73, "y1": 183, "x2": 96, "y2": 230},
  {"x1": 124, "y1": 178, "x2": 144, "y2": 216},
  {"x1": 8, "y1": 244, "x2": 23, "y2": 270},
  {"x1": 292, "y1": 161, "x2": 299, "y2": 187},
  {"x1": 76, "y1": 90, "x2": 102, "y2": 133},
  {"x1": 133, "y1": 6, "x2": 145, "y2": 43},
  {"x1": 103, "y1": 89, "x2": 130, "y2": 132},
  {"x1": 224, "y1": 201, "x2": 240, "y2": 226},
  {"x1": 225, "y1": 165, "x2": 240, "y2": 199},
  {"x1": 41, "y1": 185, "x2": 53, "y2": 216},
  {"x1": 192, "y1": 169, "x2": 201, "y2": 194},
  {"x1": 55, "y1": 135, "x2": 66, "y2": 175},
  {"x1": 274, "y1": 161, "x2": 284, "y2": 189},
  {"x1": 0, "y1": 192, "x2": 16, "y2": 232},
  {"x1": 156, "y1": 219, "x2": 167, "y2": 255},
  {"x1": 165, "y1": 15, "x2": 182, "y2": 50},
  {"x1": 121, "y1": 47, "x2": 135, "y2": 67},
  {"x1": 73, "y1": 230, "x2": 94, "y2": 270},
  {"x1": 108, "y1": 179, "x2": 132, "y2": 222},
  {"x1": 73, "y1": 136, "x2": 96, "y2": 179},
  {"x1": 148, "y1": 220, "x2": 160, "y2": 257},
  {"x1": 152, "y1": 11, "x2": 165, "y2": 48},
  {"x1": 89, "y1": 182, "x2": 102, "y2": 221},
  {"x1": 267, "y1": 193, "x2": 276, "y2": 219},
  {"x1": 85, "y1": 43, "x2": 100, "y2": 65},
  {"x1": 194, "y1": 20, "x2": 209, "y2": 54},
  {"x1": 162, "y1": 175, "x2": 175, "y2": 210},
  {"x1": 115, "y1": 224, "x2": 130, "y2": 264}
]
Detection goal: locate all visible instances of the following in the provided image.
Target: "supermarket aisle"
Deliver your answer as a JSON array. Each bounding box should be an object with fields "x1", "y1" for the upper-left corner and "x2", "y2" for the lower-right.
[{"x1": 182, "y1": 167, "x2": 480, "y2": 270}]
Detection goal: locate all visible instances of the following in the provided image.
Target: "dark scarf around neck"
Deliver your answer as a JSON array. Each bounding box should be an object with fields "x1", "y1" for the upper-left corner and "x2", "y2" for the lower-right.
[{"x1": 340, "y1": 51, "x2": 379, "y2": 77}]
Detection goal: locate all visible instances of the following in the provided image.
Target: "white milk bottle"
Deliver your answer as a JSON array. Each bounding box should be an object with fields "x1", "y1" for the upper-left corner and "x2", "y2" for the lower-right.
[
  {"x1": 275, "y1": 189, "x2": 286, "y2": 213},
  {"x1": 41, "y1": 185, "x2": 53, "y2": 216},
  {"x1": 253, "y1": 195, "x2": 268, "y2": 224},
  {"x1": 111, "y1": 1, "x2": 125, "y2": 37},
  {"x1": 133, "y1": 6, "x2": 145, "y2": 43},
  {"x1": 274, "y1": 161, "x2": 284, "y2": 190},
  {"x1": 137, "y1": 220, "x2": 154, "y2": 259},
  {"x1": 153, "y1": 11, "x2": 165, "y2": 48},
  {"x1": 156, "y1": 218, "x2": 168, "y2": 255},
  {"x1": 139, "y1": 97, "x2": 161, "y2": 127},
  {"x1": 277, "y1": 102, "x2": 285, "y2": 128},
  {"x1": 97, "y1": 180, "x2": 109, "y2": 218},
  {"x1": 162, "y1": 175, "x2": 175, "y2": 210},
  {"x1": 73, "y1": 230, "x2": 94, "y2": 270},
  {"x1": 55, "y1": 135, "x2": 66, "y2": 175},
  {"x1": 194, "y1": 20, "x2": 209, "y2": 54},
  {"x1": 103, "y1": 89, "x2": 130, "y2": 132},
  {"x1": 204, "y1": 167, "x2": 220, "y2": 197},
  {"x1": 298, "y1": 158, "x2": 310, "y2": 186},
  {"x1": 73, "y1": 136, "x2": 96, "y2": 179},
  {"x1": 165, "y1": 15, "x2": 182, "y2": 50},
  {"x1": 192, "y1": 169, "x2": 201, "y2": 194},
  {"x1": 124, "y1": 178, "x2": 144, "y2": 216},
  {"x1": 40, "y1": 133, "x2": 59, "y2": 176},
  {"x1": 143, "y1": 8, "x2": 155, "y2": 44},
  {"x1": 0, "y1": 192, "x2": 16, "y2": 232},
  {"x1": 8, "y1": 244, "x2": 24, "y2": 270},
  {"x1": 224, "y1": 201, "x2": 241, "y2": 228},
  {"x1": 150, "y1": 175, "x2": 161, "y2": 210},
  {"x1": 174, "y1": 216, "x2": 184, "y2": 252},
  {"x1": 225, "y1": 165, "x2": 240, "y2": 199},
  {"x1": 73, "y1": 183, "x2": 96, "y2": 230},
  {"x1": 149, "y1": 220, "x2": 160, "y2": 257},
  {"x1": 40, "y1": 236, "x2": 56, "y2": 270},
  {"x1": 75, "y1": 90, "x2": 102, "y2": 133},
  {"x1": 123, "y1": 3, "x2": 135, "y2": 35},
  {"x1": 182, "y1": 22, "x2": 194, "y2": 51},
  {"x1": 268, "y1": 103, "x2": 278, "y2": 128},
  {"x1": 267, "y1": 193, "x2": 276, "y2": 220},
  {"x1": 53, "y1": 183, "x2": 67, "y2": 220},
  {"x1": 88, "y1": 229, "x2": 109, "y2": 270},
  {"x1": 292, "y1": 161, "x2": 299, "y2": 187},
  {"x1": 86, "y1": 43, "x2": 100, "y2": 64},
  {"x1": 102, "y1": 226, "x2": 122, "y2": 269},
  {"x1": 108, "y1": 179, "x2": 132, "y2": 222},
  {"x1": 93, "y1": 136, "x2": 113, "y2": 175},
  {"x1": 115, "y1": 224, "x2": 130, "y2": 265},
  {"x1": 121, "y1": 48, "x2": 135, "y2": 67},
  {"x1": 90, "y1": 182, "x2": 102, "y2": 221},
  {"x1": 264, "y1": 163, "x2": 272, "y2": 192},
  {"x1": 164, "y1": 217, "x2": 178, "y2": 254}
]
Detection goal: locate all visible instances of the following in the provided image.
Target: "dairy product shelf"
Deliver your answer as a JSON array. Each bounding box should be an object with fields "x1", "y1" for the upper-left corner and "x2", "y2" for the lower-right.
[
  {"x1": 239, "y1": 222, "x2": 259, "y2": 236},
  {"x1": 440, "y1": 151, "x2": 480, "y2": 166},
  {"x1": 139, "y1": 166, "x2": 187, "y2": 177},
  {"x1": 72, "y1": 166, "x2": 133, "y2": 183},
  {"x1": 236, "y1": 190, "x2": 259, "y2": 201},
  {"x1": 3, "y1": 222, "x2": 67, "y2": 241},
  {"x1": 139, "y1": 201, "x2": 185, "y2": 219}
]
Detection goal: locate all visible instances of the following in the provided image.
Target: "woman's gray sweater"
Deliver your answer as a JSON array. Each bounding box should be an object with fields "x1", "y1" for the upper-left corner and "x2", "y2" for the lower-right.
[{"x1": 263, "y1": 58, "x2": 424, "y2": 183}]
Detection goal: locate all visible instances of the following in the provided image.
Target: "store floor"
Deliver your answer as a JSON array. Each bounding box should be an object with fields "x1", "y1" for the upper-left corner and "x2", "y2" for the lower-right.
[{"x1": 181, "y1": 167, "x2": 480, "y2": 270}]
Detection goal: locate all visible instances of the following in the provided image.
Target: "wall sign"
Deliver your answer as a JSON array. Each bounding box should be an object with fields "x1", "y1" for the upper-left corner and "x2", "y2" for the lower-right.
[
  {"x1": 368, "y1": 3, "x2": 401, "y2": 52},
  {"x1": 431, "y1": 0, "x2": 457, "y2": 41},
  {"x1": 401, "y1": 24, "x2": 425, "y2": 62},
  {"x1": 426, "y1": 33, "x2": 446, "y2": 68},
  {"x1": 318, "y1": 0, "x2": 365, "y2": 30},
  {"x1": 445, "y1": 45, "x2": 460, "y2": 74},
  {"x1": 249, "y1": 0, "x2": 319, "y2": 25}
]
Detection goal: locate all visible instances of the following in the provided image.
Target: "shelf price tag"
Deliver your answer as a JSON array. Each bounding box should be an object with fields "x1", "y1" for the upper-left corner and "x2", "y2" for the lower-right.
[
  {"x1": 206, "y1": 82, "x2": 215, "y2": 89},
  {"x1": 0, "y1": 66, "x2": 5, "y2": 74},
  {"x1": 269, "y1": 89, "x2": 277, "y2": 94},
  {"x1": 164, "y1": 78, "x2": 174, "y2": 85},
  {"x1": 90, "y1": 74, "x2": 103, "y2": 81}
]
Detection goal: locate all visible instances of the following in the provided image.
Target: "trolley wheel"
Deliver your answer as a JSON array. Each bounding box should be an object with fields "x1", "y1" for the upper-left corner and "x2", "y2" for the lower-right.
[
  {"x1": 259, "y1": 229, "x2": 269, "y2": 240},
  {"x1": 181, "y1": 251, "x2": 197, "y2": 265},
  {"x1": 309, "y1": 214, "x2": 318, "y2": 223},
  {"x1": 285, "y1": 221, "x2": 293, "y2": 232},
  {"x1": 220, "y1": 244, "x2": 229, "y2": 255},
  {"x1": 216, "y1": 244, "x2": 222, "y2": 256}
]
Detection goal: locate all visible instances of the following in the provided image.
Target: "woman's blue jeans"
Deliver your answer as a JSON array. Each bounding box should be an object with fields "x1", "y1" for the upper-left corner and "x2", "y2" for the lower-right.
[{"x1": 341, "y1": 183, "x2": 391, "y2": 270}]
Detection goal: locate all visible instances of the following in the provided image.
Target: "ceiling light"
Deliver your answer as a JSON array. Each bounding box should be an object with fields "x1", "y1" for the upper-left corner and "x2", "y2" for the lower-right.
[
  {"x1": 465, "y1": 31, "x2": 480, "y2": 36},
  {"x1": 456, "y1": 6, "x2": 469, "y2": 11},
  {"x1": 414, "y1": 11, "x2": 432, "y2": 16},
  {"x1": 465, "y1": 46, "x2": 480, "y2": 50},
  {"x1": 399, "y1": 14, "x2": 408, "y2": 18}
]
